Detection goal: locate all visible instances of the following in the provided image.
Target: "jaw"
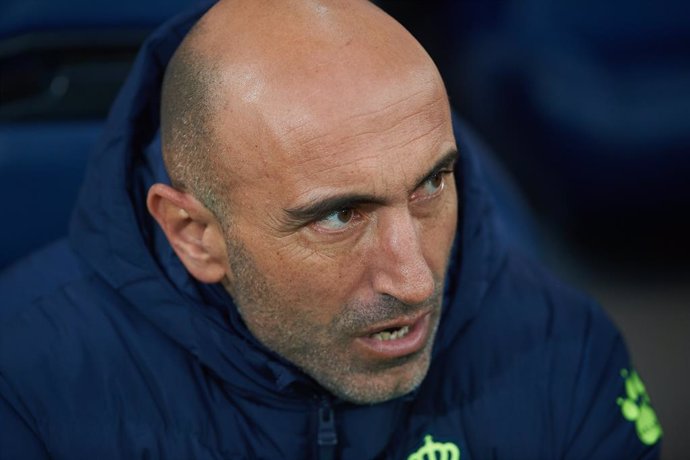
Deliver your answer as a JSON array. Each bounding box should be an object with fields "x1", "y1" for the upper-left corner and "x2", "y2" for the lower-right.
[
  {"x1": 315, "y1": 346, "x2": 433, "y2": 405},
  {"x1": 309, "y1": 310, "x2": 441, "y2": 405}
]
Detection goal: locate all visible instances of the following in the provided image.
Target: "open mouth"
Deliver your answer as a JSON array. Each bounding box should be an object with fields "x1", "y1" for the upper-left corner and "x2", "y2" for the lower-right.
[
  {"x1": 370, "y1": 325, "x2": 411, "y2": 341},
  {"x1": 355, "y1": 310, "x2": 433, "y2": 359}
]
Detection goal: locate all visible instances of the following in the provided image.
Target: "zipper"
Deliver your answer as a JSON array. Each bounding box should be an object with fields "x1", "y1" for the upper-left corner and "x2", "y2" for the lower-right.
[{"x1": 317, "y1": 397, "x2": 338, "y2": 460}]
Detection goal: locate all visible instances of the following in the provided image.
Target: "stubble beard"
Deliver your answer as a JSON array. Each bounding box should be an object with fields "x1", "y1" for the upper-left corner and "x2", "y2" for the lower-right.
[{"x1": 223, "y1": 236, "x2": 444, "y2": 404}]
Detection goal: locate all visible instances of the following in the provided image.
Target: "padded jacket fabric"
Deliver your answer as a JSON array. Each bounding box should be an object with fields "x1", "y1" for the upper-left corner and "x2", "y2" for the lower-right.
[{"x1": 0, "y1": 2, "x2": 662, "y2": 459}]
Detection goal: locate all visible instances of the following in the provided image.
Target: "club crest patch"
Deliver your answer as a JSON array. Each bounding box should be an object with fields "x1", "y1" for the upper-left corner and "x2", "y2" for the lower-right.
[
  {"x1": 617, "y1": 368, "x2": 662, "y2": 446},
  {"x1": 407, "y1": 435, "x2": 461, "y2": 460}
]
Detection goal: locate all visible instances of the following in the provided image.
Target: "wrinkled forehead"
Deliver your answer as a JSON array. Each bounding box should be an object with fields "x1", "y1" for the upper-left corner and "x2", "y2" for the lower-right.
[
  {"x1": 276, "y1": 53, "x2": 443, "y2": 130},
  {"x1": 281, "y1": 71, "x2": 449, "y2": 162},
  {"x1": 214, "y1": 71, "x2": 454, "y2": 220},
  {"x1": 214, "y1": 45, "x2": 450, "y2": 169},
  {"x1": 215, "y1": 65, "x2": 451, "y2": 192}
]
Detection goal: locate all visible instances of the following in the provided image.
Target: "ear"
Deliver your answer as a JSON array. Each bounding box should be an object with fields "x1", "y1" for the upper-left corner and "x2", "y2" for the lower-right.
[{"x1": 147, "y1": 183, "x2": 229, "y2": 283}]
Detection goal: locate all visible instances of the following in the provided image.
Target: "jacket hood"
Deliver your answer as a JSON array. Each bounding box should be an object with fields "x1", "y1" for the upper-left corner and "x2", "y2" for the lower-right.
[{"x1": 69, "y1": 0, "x2": 506, "y2": 401}]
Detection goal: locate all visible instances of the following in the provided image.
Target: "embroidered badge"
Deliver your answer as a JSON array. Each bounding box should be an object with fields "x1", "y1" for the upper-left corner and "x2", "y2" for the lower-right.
[
  {"x1": 408, "y1": 435, "x2": 461, "y2": 460},
  {"x1": 616, "y1": 368, "x2": 662, "y2": 446}
]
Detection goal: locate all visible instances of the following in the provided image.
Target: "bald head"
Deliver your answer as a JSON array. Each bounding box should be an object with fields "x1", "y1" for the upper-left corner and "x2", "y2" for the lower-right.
[
  {"x1": 154, "y1": 0, "x2": 456, "y2": 403},
  {"x1": 160, "y1": 0, "x2": 446, "y2": 223}
]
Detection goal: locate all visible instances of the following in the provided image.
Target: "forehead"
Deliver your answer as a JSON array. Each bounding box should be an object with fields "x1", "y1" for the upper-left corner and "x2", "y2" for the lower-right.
[
  {"x1": 204, "y1": 16, "x2": 457, "y2": 211},
  {"x1": 227, "y1": 68, "x2": 453, "y2": 200}
]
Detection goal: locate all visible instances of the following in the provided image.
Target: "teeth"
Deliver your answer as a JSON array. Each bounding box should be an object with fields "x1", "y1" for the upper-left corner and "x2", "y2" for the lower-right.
[{"x1": 372, "y1": 325, "x2": 410, "y2": 341}]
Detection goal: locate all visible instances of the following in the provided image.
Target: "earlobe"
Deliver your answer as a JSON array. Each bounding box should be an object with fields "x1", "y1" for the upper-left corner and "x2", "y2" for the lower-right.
[{"x1": 146, "y1": 183, "x2": 229, "y2": 283}]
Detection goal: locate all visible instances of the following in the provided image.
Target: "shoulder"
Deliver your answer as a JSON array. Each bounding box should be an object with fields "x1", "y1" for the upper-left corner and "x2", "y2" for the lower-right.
[
  {"x1": 422, "y1": 251, "x2": 661, "y2": 458},
  {"x1": 428, "y1": 248, "x2": 625, "y2": 410},
  {"x1": 474, "y1": 250, "x2": 627, "y2": 395},
  {"x1": 0, "y1": 239, "x2": 124, "y2": 379},
  {"x1": 477, "y1": 253, "x2": 662, "y2": 457},
  {"x1": 0, "y1": 241, "x2": 192, "y2": 450},
  {"x1": 0, "y1": 241, "x2": 143, "y2": 420},
  {"x1": 0, "y1": 239, "x2": 89, "y2": 316},
  {"x1": 430, "y1": 248, "x2": 622, "y2": 395},
  {"x1": 481, "y1": 249, "x2": 618, "y2": 346},
  {"x1": 0, "y1": 240, "x2": 118, "y2": 353}
]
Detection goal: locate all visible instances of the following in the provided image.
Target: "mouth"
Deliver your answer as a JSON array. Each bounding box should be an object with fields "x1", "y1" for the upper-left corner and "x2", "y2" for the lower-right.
[
  {"x1": 354, "y1": 309, "x2": 434, "y2": 360},
  {"x1": 370, "y1": 325, "x2": 412, "y2": 341}
]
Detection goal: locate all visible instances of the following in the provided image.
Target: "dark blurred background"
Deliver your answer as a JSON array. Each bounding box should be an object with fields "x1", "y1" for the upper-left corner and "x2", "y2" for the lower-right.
[{"x1": 1, "y1": 0, "x2": 688, "y2": 457}]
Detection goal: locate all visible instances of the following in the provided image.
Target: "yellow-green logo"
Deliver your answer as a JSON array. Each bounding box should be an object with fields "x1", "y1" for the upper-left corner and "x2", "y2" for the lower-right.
[
  {"x1": 617, "y1": 368, "x2": 662, "y2": 446},
  {"x1": 408, "y1": 435, "x2": 460, "y2": 460}
]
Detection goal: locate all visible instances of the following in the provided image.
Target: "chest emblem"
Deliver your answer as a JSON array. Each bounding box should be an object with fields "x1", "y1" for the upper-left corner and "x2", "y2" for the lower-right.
[
  {"x1": 407, "y1": 435, "x2": 461, "y2": 460},
  {"x1": 616, "y1": 368, "x2": 662, "y2": 446}
]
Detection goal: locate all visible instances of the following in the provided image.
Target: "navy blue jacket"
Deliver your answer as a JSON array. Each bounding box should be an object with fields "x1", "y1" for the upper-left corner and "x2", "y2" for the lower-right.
[{"x1": 0, "y1": 2, "x2": 662, "y2": 459}]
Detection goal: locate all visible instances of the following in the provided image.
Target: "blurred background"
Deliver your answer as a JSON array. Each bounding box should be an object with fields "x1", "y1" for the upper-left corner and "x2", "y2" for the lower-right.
[{"x1": 1, "y1": 0, "x2": 688, "y2": 457}]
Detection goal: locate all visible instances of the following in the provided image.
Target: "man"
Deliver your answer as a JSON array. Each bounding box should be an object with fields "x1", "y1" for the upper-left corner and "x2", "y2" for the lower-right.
[{"x1": 0, "y1": 0, "x2": 661, "y2": 459}]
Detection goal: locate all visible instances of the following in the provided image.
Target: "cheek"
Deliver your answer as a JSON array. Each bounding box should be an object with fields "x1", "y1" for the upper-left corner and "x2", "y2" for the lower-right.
[{"x1": 248, "y1": 241, "x2": 369, "y2": 324}]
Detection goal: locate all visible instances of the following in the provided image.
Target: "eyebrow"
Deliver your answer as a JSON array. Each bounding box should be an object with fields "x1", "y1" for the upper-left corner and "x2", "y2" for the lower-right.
[{"x1": 283, "y1": 148, "x2": 459, "y2": 224}]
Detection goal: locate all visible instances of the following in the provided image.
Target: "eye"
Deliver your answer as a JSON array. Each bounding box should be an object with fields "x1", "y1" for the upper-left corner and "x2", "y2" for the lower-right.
[
  {"x1": 417, "y1": 171, "x2": 446, "y2": 199},
  {"x1": 312, "y1": 208, "x2": 356, "y2": 232}
]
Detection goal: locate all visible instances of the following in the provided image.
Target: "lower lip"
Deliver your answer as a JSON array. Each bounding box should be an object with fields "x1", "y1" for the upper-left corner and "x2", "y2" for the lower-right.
[{"x1": 354, "y1": 312, "x2": 432, "y2": 360}]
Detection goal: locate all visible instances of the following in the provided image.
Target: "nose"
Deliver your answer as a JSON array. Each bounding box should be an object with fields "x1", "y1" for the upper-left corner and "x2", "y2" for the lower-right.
[{"x1": 370, "y1": 209, "x2": 435, "y2": 306}]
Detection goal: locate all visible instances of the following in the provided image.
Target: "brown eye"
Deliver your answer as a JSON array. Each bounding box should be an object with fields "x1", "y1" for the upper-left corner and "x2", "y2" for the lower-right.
[
  {"x1": 430, "y1": 173, "x2": 443, "y2": 188},
  {"x1": 336, "y1": 209, "x2": 353, "y2": 223},
  {"x1": 313, "y1": 208, "x2": 356, "y2": 232}
]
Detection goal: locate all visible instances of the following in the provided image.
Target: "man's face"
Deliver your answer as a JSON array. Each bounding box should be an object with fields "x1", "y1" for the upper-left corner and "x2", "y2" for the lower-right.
[{"x1": 215, "y1": 57, "x2": 458, "y2": 404}]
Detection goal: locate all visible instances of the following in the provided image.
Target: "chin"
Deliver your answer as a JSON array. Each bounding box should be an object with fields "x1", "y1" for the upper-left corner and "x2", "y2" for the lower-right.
[{"x1": 321, "y1": 350, "x2": 432, "y2": 405}]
